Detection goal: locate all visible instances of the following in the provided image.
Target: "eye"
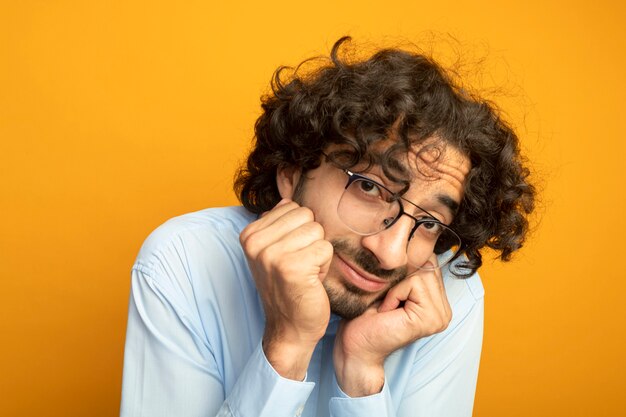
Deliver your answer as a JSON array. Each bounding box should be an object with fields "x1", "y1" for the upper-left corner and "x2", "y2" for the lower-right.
[
  {"x1": 419, "y1": 220, "x2": 444, "y2": 237},
  {"x1": 357, "y1": 179, "x2": 383, "y2": 198}
]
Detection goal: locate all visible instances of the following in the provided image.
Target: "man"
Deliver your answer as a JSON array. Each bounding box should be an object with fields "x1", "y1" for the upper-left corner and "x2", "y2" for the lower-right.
[{"x1": 121, "y1": 37, "x2": 535, "y2": 417}]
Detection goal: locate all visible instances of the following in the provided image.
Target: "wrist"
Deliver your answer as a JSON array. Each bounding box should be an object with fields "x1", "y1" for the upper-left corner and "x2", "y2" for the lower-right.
[
  {"x1": 335, "y1": 356, "x2": 385, "y2": 397},
  {"x1": 262, "y1": 330, "x2": 319, "y2": 381}
]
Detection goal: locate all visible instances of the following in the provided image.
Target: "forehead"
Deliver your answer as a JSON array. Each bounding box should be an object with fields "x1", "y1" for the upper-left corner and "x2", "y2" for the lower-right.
[
  {"x1": 407, "y1": 142, "x2": 470, "y2": 191},
  {"x1": 362, "y1": 140, "x2": 470, "y2": 215},
  {"x1": 367, "y1": 139, "x2": 470, "y2": 185},
  {"x1": 324, "y1": 140, "x2": 470, "y2": 215}
]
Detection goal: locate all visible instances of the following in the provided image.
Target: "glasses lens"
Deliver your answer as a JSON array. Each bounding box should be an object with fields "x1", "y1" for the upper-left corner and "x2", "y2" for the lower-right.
[
  {"x1": 337, "y1": 177, "x2": 400, "y2": 235},
  {"x1": 408, "y1": 221, "x2": 461, "y2": 270},
  {"x1": 336, "y1": 173, "x2": 462, "y2": 271}
]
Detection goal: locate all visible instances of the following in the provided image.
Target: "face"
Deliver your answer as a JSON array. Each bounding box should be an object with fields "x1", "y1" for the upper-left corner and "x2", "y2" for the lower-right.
[{"x1": 288, "y1": 142, "x2": 471, "y2": 319}]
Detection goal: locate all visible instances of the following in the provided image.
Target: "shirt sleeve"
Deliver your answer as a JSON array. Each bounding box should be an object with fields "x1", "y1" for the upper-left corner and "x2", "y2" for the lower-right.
[
  {"x1": 396, "y1": 297, "x2": 484, "y2": 417},
  {"x1": 327, "y1": 288, "x2": 483, "y2": 417},
  {"x1": 328, "y1": 375, "x2": 395, "y2": 417},
  {"x1": 222, "y1": 342, "x2": 315, "y2": 417},
  {"x1": 120, "y1": 266, "x2": 315, "y2": 417}
]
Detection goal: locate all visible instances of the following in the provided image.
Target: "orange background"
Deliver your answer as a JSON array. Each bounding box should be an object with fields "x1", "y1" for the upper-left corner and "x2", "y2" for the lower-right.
[{"x1": 1, "y1": 1, "x2": 625, "y2": 416}]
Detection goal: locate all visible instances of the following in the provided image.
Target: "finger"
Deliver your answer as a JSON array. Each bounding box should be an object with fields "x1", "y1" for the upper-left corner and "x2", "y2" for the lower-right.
[
  {"x1": 379, "y1": 278, "x2": 451, "y2": 339},
  {"x1": 413, "y1": 253, "x2": 445, "y2": 294},
  {"x1": 241, "y1": 203, "x2": 313, "y2": 250},
  {"x1": 259, "y1": 198, "x2": 293, "y2": 218},
  {"x1": 245, "y1": 199, "x2": 300, "y2": 235},
  {"x1": 377, "y1": 286, "x2": 403, "y2": 312},
  {"x1": 378, "y1": 258, "x2": 446, "y2": 313},
  {"x1": 279, "y1": 239, "x2": 334, "y2": 281},
  {"x1": 317, "y1": 240, "x2": 334, "y2": 281},
  {"x1": 260, "y1": 220, "x2": 326, "y2": 261},
  {"x1": 408, "y1": 258, "x2": 452, "y2": 326},
  {"x1": 246, "y1": 207, "x2": 319, "y2": 256},
  {"x1": 418, "y1": 274, "x2": 451, "y2": 324},
  {"x1": 418, "y1": 253, "x2": 449, "y2": 313},
  {"x1": 419, "y1": 251, "x2": 440, "y2": 270},
  {"x1": 265, "y1": 206, "x2": 317, "y2": 239},
  {"x1": 377, "y1": 274, "x2": 434, "y2": 313}
]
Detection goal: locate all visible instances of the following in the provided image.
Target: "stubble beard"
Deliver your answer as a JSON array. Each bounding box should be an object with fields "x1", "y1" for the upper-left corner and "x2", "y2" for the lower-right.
[
  {"x1": 291, "y1": 174, "x2": 407, "y2": 320},
  {"x1": 325, "y1": 239, "x2": 407, "y2": 320},
  {"x1": 323, "y1": 279, "x2": 372, "y2": 320}
]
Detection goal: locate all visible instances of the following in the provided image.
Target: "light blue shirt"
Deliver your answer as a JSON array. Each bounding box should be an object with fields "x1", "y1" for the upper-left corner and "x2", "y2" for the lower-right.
[{"x1": 121, "y1": 206, "x2": 484, "y2": 417}]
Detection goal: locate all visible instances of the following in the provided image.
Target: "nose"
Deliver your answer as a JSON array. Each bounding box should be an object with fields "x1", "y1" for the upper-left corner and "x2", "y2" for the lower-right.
[{"x1": 360, "y1": 215, "x2": 414, "y2": 270}]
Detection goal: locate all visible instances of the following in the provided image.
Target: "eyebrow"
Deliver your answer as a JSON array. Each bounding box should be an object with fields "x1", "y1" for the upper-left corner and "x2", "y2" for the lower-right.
[
  {"x1": 360, "y1": 150, "x2": 461, "y2": 216},
  {"x1": 384, "y1": 157, "x2": 410, "y2": 178},
  {"x1": 367, "y1": 151, "x2": 411, "y2": 181},
  {"x1": 436, "y1": 193, "x2": 460, "y2": 216}
]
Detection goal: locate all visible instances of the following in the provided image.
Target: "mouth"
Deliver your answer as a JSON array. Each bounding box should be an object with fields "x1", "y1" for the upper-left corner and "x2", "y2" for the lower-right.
[{"x1": 334, "y1": 254, "x2": 388, "y2": 293}]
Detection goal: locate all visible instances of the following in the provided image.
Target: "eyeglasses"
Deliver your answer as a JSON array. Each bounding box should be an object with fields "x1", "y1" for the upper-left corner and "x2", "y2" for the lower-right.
[{"x1": 337, "y1": 169, "x2": 462, "y2": 270}]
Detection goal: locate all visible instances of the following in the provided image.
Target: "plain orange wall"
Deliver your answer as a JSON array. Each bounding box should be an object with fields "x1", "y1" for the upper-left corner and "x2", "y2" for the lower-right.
[{"x1": 1, "y1": 1, "x2": 625, "y2": 416}]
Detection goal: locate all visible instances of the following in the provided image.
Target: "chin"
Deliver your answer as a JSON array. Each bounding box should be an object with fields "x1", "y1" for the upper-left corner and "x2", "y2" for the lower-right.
[{"x1": 324, "y1": 279, "x2": 381, "y2": 320}]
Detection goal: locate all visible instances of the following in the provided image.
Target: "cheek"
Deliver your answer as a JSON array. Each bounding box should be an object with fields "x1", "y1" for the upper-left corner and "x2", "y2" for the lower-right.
[
  {"x1": 408, "y1": 243, "x2": 436, "y2": 268},
  {"x1": 302, "y1": 190, "x2": 345, "y2": 235},
  {"x1": 315, "y1": 209, "x2": 347, "y2": 241}
]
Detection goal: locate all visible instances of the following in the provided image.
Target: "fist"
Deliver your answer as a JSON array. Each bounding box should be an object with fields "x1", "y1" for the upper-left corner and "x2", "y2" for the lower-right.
[{"x1": 240, "y1": 199, "x2": 334, "y2": 378}]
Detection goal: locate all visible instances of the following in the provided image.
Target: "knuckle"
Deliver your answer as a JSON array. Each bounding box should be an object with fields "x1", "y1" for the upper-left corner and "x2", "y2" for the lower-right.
[
  {"x1": 435, "y1": 315, "x2": 450, "y2": 333},
  {"x1": 274, "y1": 261, "x2": 290, "y2": 278},
  {"x1": 321, "y1": 239, "x2": 334, "y2": 254},
  {"x1": 295, "y1": 206, "x2": 315, "y2": 222},
  {"x1": 408, "y1": 273, "x2": 425, "y2": 285},
  {"x1": 440, "y1": 320, "x2": 450, "y2": 332},
  {"x1": 240, "y1": 232, "x2": 256, "y2": 254},
  {"x1": 303, "y1": 221, "x2": 324, "y2": 238},
  {"x1": 408, "y1": 279, "x2": 427, "y2": 297},
  {"x1": 257, "y1": 246, "x2": 277, "y2": 268},
  {"x1": 275, "y1": 255, "x2": 299, "y2": 280},
  {"x1": 313, "y1": 239, "x2": 334, "y2": 259},
  {"x1": 239, "y1": 225, "x2": 252, "y2": 245},
  {"x1": 241, "y1": 229, "x2": 267, "y2": 258},
  {"x1": 431, "y1": 317, "x2": 443, "y2": 332}
]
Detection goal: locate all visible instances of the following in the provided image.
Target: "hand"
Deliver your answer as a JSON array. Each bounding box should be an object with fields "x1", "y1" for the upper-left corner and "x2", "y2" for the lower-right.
[
  {"x1": 240, "y1": 199, "x2": 334, "y2": 380},
  {"x1": 333, "y1": 254, "x2": 452, "y2": 396}
]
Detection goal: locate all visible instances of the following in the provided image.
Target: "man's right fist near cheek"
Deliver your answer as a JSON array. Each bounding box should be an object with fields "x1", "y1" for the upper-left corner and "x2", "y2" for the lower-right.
[{"x1": 239, "y1": 199, "x2": 334, "y2": 380}]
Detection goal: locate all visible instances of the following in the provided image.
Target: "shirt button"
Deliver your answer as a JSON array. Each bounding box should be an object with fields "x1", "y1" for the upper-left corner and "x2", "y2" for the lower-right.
[{"x1": 295, "y1": 405, "x2": 304, "y2": 416}]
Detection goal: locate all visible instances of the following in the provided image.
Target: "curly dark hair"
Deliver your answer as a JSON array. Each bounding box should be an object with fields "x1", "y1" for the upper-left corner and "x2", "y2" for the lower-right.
[{"x1": 234, "y1": 37, "x2": 535, "y2": 277}]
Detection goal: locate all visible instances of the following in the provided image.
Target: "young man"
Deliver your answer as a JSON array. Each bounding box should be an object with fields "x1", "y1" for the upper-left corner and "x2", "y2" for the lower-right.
[{"x1": 121, "y1": 37, "x2": 535, "y2": 417}]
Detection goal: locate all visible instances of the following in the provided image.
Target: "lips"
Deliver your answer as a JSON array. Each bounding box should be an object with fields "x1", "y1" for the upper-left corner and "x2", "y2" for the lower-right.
[{"x1": 335, "y1": 254, "x2": 388, "y2": 293}]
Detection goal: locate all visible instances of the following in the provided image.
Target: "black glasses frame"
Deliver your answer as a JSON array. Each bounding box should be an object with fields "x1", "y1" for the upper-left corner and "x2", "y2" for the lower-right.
[{"x1": 341, "y1": 169, "x2": 463, "y2": 261}]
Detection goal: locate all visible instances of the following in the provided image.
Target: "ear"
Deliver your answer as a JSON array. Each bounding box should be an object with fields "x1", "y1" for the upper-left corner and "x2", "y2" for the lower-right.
[{"x1": 276, "y1": 166, "x2": 302, "y2": 200}]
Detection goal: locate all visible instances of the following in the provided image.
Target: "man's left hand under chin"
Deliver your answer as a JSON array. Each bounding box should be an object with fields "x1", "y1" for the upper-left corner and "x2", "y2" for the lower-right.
[{"x1": 333, "y1": 254, "x2": 452, "y2": 397}]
